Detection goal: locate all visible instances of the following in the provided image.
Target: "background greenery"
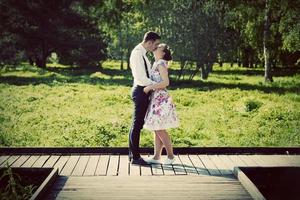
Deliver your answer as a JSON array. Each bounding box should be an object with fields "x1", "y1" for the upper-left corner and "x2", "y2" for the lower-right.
[
  {"x1": 0, "y1": 61, "x2": 299, "y2": 147},
  {"x1": 0, "y1": 0, "x2": 299, "y2": 147},
  {"x1": 1, "y1": 0, "x2": 299, "y2": 80}
]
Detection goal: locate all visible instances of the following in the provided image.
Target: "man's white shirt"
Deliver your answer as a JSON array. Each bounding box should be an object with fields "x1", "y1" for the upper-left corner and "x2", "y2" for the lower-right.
[{"x1": 130, "y1": 43, "x2": 156, "y2": 86}]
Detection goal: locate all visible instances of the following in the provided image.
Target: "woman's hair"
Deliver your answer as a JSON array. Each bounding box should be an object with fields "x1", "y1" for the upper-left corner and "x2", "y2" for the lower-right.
[{"x1": 159, "y1": 43, "x2": 172, "y2": 61}]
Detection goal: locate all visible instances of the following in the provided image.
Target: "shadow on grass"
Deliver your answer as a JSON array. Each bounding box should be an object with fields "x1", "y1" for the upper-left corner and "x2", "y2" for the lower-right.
[
  {"x1": 45, "y1": 66, "x2": 132, "y2": 77},
  {"x1": 171, "y1": 67, "x2": 300, "y2": 77},
  {"x1": 171, "y1": 80, "x2": 300, "y2": 94},
  {"x1": 0, "y1": 67, "x2": 299, "y2": 94},
  {"x1": 0, "y1": 75, "x2": 133, "y2": 87}
]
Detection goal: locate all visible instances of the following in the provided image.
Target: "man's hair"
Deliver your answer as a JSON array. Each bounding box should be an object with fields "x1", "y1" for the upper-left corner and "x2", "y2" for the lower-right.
[{"x1": 143, "y1": 31, "x2": 161, "y2": 42}]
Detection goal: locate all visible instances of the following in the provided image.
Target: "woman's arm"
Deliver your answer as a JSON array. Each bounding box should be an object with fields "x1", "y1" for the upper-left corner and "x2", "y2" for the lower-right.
[{"x1": 143, "y1": 64, "x2": 169, "y2": 93}]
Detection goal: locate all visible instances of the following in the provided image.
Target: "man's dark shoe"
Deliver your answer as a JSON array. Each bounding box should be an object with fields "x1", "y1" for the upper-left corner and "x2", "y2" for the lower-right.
[{"x1": 131, "y1": 157, "x2": 149, "y2": 166}]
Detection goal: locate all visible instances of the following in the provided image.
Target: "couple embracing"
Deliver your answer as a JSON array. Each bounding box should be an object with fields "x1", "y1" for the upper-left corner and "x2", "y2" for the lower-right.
[{"x1": 128, "y1": 31, "x2": 179, "y2": 165}]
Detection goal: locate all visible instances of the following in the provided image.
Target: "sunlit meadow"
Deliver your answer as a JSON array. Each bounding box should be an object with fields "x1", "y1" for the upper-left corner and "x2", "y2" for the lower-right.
[{"x1": 0, "y1": 61, "x2": 299, "y2": 147}]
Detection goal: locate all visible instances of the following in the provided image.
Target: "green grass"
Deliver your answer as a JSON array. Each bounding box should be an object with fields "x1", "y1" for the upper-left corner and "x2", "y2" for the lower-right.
[{"x1": 0, "y1": 61, "x2": 299, "y2": 147}]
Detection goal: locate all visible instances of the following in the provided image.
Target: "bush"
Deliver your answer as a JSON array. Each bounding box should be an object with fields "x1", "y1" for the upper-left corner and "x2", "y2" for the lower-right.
[{"x1": 244, "y1": 99, "x2": 263, "y2": 112}]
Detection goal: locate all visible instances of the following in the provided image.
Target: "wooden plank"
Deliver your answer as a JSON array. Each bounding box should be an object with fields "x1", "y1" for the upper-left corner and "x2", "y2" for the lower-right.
[
  {"x1": 227, "y1": 155, "x2": 247, "y2": 168},
  {"x1": 172, "y1": 154, "x2": 186, "y2": 175},
  {"x1": 271, "y1": 155, "x2": 295, "y2": 166},
  {"x1": 288, "y1": 155, "x2": 300, "y2": 165},
  {"x1": 188, "y1": 154, "x2": 209, "y2": 175},
  {"x1": 129, "y1": 161, "x2": 141, "y2": 176},
  {"x1": 238, "y1": 155, "x2": 259, "y2": 166},
  {"x1": 32, "y1": 155, "x2": 50, "y2": 167},
  {"x1": 251, "y1": 155, "x2": 268, "y2": 167},
  {"x1": 234, "y1": 167, "x2": 266, "y2": 200},
  {"x1": 198, "y1": 154, "x2": 221, "y2": 176},
  {"x1": 259, "y1": 155, "x2": 280, "y2": 166},
  {"x1": 95, "y1": 155, "x2": 110, "y2": 176},
  {"x1": 149, "y1": 155, "x2": 163, "y2": 175},
  {"x1": 253, "y1": 155, "x2": 290, "y2": 166},
  {"x1": 60, "y1": 155, "x2": 80, "y2": 176},
  {"x1": 161, "y1": 155, "x2": 175, "y2": 175},
  {"x1": 151, "y1": 163, "x2": 163, "y2": 176},
  {"x1": 83, "y1": 155, "x2": 100, "y2": 176},
  {"x1": 11, "y1": 155, "x2": 30, "y2": 167},
  {"x1": 178, "y1": 154, "x2": 198, "y2": 175},
  {"x1": 21, "y1": 155, "x2": 40, "y2": 167},
  {"x1": 245, "y1": 155, "x2": 260, "y2": 166},
  {"x1": 46, "y1": 176, "x2": 252, "y2": 200},
  {"x1": 208, "y1": 155, "x2": 233, "y2": 175},
  {"x1": 43, "y1": 155, "x2": 60, "y2": 168},
  {"x1": 217, "y1": 155, "x2": 236, "y2": 171},
  {"x1": 0, "y1": 155, "x2": 10, "y2": 165},
  {"x1": 270, "y1": 155, "x2": 300, "y2": 166},
  {"x1": 276, "y1": 155, "x2": 300, "y2": 166},
  {"x1": 30, "y1": 168, "x2": 59, "y2": 200},
  {"x1": 53, "y1": 155, "x2": 70, "y2": 174},
  {"x1": 107, "y1": 155, "x2": 119, "y2": 176},
  {"x1": 0, "y1": 155, "x2": 20, "y2": 167},
  {"x1": 118, "y1": 155, "x2": 129, "y2": 176},
  {"x1": 140, "y1": 155, "x2": 152, "y2": 176},
  {"x1": 72, "y1": 155, "x2": 90, "y2": 176}
]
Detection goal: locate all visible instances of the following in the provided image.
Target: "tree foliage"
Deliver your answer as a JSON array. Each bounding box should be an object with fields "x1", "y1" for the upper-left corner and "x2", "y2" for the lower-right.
[
  {"x1": 0, "y1": 0, "x2": 299, "y2": 81},
  {"x1": 0, "y1": 0, "x2": 108, "y2": 68}
]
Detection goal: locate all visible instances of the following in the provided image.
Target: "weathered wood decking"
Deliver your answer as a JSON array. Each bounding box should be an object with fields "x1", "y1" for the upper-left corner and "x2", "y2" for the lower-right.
[
  {"x1": 1, "y1": 153, "x2": 299, "y2": 176},
  {"x1": 1, "y1": 148, "x2": 299, "y2": 199},
  {"x1": 46, "y1": 176, "x2": 253, "y2": 200}
]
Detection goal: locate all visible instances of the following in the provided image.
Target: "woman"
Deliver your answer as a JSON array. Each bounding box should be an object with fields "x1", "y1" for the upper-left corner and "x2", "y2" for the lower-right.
[{"x1": 143, "y1": 43, "x2": 179, "y2": 165}]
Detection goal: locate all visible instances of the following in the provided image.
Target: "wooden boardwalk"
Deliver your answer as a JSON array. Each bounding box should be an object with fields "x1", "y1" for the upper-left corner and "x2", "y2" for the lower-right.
[
  {"x1": 46, "y1": 176, "x2": 253, "y2": 200},
  {"x1": 1, "y1": 150, "x2": 299, "y2": 199},
  {"x1": 1, "y1": 153, "x2": 299, "y2": 177}
]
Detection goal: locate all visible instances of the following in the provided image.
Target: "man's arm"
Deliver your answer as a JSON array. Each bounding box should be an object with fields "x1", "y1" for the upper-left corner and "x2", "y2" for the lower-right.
[
  {"x1": 130, "y1": 50, "x2": 156, "y2": 86},
  {"x1": 146, "y1": 64, "x2": 169, "y2": 90}
]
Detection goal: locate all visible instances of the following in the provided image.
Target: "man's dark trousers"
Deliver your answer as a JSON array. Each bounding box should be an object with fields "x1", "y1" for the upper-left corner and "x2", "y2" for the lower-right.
[{"x1": 129, "y1": 85, "x2": 151, "y2": 160}]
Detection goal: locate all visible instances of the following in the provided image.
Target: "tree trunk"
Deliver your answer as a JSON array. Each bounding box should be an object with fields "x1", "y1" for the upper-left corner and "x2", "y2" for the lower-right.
[
  {"x1": 242, "y1": 48, "x2": 250, "y2": 68},
  {"x1": 189, "y1": 62, "x2": 200, "y2": 80},
  {"x1": 28, "y1": 57, "x2": 34, "y2": 66},
  {"x1": 126, "y1": 50, "x2": 130, "y2": 70},
  {"x1": 119, "y1": 23, "x2": 124, "y2": 70},
  {"x1": 249, "y1": 54, "x2": 254, "y2": 68},
  {"x1": 201, "y1": 62, "x2": 213, "y2": 80},
  {"x1": 35, "y1": 53, "x2": 47, "y2": 68},
  {"x1": 200, "y1": 63, "x2": 209, "y2": 80},
  {"x1": 200, "y1": 64, "x2": 208, "y2": 80},
  {"x1": 120, "y1": 57, "x2": 124, "y2": 70},
  {"x1": 263, "y1": 0, "x2": 273, "y2": 82},
  {"x1": 237, "y1": 60, "x2": 241, "y2": 67},
  {"x1": 177, "y1": 59, "x2": 187, "y2": 80}
]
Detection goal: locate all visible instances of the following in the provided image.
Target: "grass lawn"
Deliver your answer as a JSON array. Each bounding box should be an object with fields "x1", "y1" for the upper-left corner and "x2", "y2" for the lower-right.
[{"x1": 0, "y1": 61, "x2": 299, "y2": 147}]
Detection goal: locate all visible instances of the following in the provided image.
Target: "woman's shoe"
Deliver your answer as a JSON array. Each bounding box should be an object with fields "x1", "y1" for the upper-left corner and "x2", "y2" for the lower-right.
[
  {"x1": 163, "y1": 157, "x2": 176, "y2": 165},
  {"x1": 145, "y1": 157, "x2": 162, "y2": 164}
]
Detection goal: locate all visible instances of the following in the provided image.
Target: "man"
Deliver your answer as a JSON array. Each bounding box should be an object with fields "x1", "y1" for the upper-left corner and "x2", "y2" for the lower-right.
[{"x1": 129, "y1": 31, "x2": 161, "y2": 165}]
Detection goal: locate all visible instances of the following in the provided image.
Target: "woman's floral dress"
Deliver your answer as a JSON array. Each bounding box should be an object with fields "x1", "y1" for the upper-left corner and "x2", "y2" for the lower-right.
[{"x1": 144, "y1": 59, "x2": 179, "y2": 131}]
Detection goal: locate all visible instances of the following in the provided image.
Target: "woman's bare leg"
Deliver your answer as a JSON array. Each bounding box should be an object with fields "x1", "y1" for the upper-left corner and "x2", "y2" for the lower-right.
[
  {"x1": 153, "y1": 132, "x2": 164, "y2": 160},
  {"x1": 156, "y1": 130, "x2": 174, "y2": 159}
]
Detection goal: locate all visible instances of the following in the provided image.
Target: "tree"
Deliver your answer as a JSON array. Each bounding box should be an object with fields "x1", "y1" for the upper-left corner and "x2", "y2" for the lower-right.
[
  {"x1": 103, "y1": 0, "x2": 148, "y2": 70},
  {"x1": 0, "y1": 0, "x2": 107, "y2": 69},
  {"x1": 226, "y1": 0, "x2": 300, "y2": 82},
  {"x1": 142, "y1": 0, "x2": 228, "y2": 80},
  {"x1": 263, "y1": 0, "x2": 273, "y2": 81}
]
